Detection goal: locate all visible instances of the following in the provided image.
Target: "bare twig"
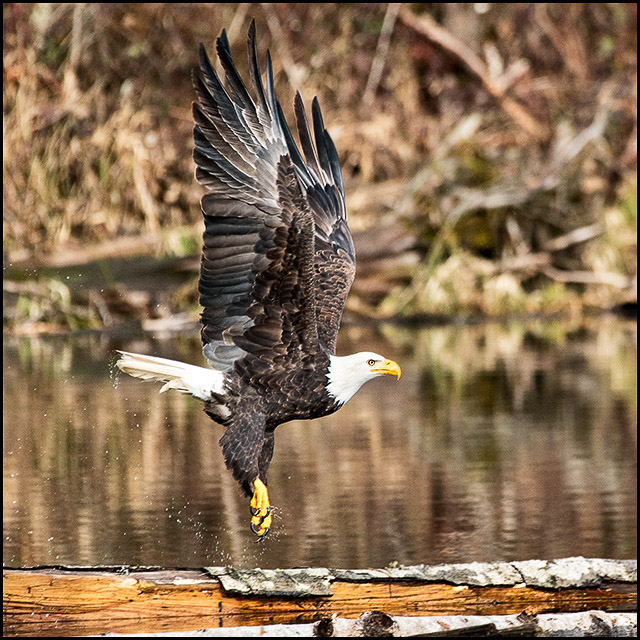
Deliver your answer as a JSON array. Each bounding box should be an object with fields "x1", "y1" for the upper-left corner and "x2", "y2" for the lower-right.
[
  {"x1": 226, "y1": 3, "x2": 250, "y2": 45},
  {"x1": 542, "y1": 266, "x2": 634, "y2": 289},
  {"x1": 260, "y1": 3, "x2": 306, "y2": 88},
  {"x1": 68, "y1": 3, "x2": 85, "y2": 71},
  {"x1": 541, "y1": 223, "x2": 604, "y2": 253},
  {"x1": 535, "y1": 4, "x2": 589, "y2": 81},
  {"x1": 619, "y1": 123, "x2": 637, "y2": 168},
  {"x1": 497, "y1": 252, "x2": 551, "y2": 273},
  {"x1": 362, "y1": 3, "x2": 402, "y2": 115},
  {"x1": 397, "y1": 6, "x2": 547, "y2": 140}
]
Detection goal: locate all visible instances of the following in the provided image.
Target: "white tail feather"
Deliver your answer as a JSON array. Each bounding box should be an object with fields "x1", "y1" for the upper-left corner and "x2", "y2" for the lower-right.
[{"x1": 115, "y1": 351, "x2": 224, "y2": 400}]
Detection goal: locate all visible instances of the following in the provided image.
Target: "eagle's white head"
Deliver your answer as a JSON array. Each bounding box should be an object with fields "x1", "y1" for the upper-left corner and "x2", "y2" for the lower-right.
[{"x1": 326, "y1": 352, "x2": 401, "y2": 405}]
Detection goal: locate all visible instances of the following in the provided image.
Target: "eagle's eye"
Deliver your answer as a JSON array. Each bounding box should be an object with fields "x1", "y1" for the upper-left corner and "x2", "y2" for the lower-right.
[{"x1": 367, "y1": 359, "x2": 376, "y2": 366}]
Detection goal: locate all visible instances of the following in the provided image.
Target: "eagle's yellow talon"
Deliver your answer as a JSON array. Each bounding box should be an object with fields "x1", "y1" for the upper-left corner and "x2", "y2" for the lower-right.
[{"x1": 250, "y1": 478, "x2": 272, "y2": 540}]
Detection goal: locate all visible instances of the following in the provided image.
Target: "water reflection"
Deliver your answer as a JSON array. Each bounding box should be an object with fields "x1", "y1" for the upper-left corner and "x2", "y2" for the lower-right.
[{"x1": 3, "y1": 318, "x2": 637, "y2": 569}]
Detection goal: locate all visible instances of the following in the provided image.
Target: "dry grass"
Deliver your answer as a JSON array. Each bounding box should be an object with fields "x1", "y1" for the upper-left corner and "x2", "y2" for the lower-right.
[
  {"x1": 3, "y1": 3, "x2": 637, "y2": 325},
  {"x1": 3, "y1": 4, "x2": 422, "y2": 257}
]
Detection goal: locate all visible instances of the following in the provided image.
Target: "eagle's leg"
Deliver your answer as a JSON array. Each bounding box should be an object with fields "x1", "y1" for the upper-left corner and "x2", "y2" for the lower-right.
[{"x1": 249, "y1": 478, "x2": 272, "y2": 540}]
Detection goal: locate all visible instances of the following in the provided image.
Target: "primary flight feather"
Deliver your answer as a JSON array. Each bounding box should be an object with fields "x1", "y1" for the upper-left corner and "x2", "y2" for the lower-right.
[{"x1": 117, "y1": 21, "x2": 401, "y2": 539}]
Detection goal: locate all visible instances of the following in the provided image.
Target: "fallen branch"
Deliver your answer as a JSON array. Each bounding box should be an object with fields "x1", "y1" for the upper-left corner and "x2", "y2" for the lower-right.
[{"x1": 397, "y1": 6, "x2": 547, "y2": 140}]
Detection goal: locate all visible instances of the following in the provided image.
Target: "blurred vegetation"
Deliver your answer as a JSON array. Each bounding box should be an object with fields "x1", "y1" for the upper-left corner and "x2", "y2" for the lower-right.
[{"x1": 3, "y1": 3, "x2": 637, "y2": 333}]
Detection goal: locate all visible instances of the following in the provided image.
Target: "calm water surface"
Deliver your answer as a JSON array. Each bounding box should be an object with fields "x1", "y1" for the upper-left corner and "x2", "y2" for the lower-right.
[{"x1": 3, "y1": 318, "x2": 637, "y2": 569}]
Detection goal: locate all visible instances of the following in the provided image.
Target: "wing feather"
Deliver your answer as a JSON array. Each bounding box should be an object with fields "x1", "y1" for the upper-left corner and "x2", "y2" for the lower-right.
[{"x1": 194, "y1": 21, "x2": 355, "y2": 373}]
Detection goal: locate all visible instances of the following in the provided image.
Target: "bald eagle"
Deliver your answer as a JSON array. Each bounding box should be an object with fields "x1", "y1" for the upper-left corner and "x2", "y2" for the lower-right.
[{"x1": 116, "y1": 21, "x2": 401, "y2": 540}]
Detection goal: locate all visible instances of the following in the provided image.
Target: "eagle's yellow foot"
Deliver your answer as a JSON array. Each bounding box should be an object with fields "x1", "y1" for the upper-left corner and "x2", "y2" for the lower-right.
[{"x1": 249, "y1": 478, "x2": 272, "y2": 541}]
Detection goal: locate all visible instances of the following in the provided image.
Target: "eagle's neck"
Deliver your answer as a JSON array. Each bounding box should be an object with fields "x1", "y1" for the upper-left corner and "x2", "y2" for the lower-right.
[{"x1": 325, "y1": 354, "x2": 371, "y2": 406}]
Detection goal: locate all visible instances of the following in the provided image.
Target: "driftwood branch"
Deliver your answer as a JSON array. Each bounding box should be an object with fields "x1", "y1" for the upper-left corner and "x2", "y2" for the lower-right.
[{"x1": 397, "y1": 6, "x2": 547, "y2": 140}]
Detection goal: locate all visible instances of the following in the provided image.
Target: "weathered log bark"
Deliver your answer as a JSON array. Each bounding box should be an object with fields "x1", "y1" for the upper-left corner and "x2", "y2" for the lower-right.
[
  {"x1": 92, "y1": 611, "x2": 635, "y2": 637},
  {"x1": 3, "y1": 558, "x2": 636, "y2": 637}
]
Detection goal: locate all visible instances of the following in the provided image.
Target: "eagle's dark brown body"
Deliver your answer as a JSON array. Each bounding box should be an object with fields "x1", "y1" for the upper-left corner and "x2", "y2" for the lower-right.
[{"x1": 205, "y1": 352, "x2": 341, "y2": 496}]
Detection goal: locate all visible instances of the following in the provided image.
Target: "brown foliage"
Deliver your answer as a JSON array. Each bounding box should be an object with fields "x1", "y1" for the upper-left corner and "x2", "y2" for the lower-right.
[{"x1": 3, "y1": 3, "x2": 637, "y2": 321}]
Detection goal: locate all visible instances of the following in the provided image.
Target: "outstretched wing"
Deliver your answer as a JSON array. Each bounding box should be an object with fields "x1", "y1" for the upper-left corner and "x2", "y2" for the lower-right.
[
  {"x1": 280, "y1": 93, "x2": 356, "y2": 354},
  {"x1": 193, "y1": 22, "x2": 354, "y2": 375},
  {"x1": 194, "y1": 23, "x2": 318, "y2": 374}
]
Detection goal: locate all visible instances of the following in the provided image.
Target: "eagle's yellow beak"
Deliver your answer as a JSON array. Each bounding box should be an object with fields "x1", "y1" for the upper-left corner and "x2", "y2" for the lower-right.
[{"x1": 371, "y1": 358, "x2": 401, "y2": 379}]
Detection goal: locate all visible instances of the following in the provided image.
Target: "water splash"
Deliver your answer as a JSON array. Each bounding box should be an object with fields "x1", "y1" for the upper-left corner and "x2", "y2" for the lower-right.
[{"x1": 108, "y1": 353, "x2": 121, "y2": 389}]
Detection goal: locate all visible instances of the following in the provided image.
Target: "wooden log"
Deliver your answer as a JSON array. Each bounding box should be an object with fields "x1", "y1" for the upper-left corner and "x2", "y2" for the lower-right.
[
  {"x1": 3, "y1": 558, "x2": 636, "y2": 637},
  {"x1": 36, "y1": 611, "x2": 637, "y2": 637}
]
